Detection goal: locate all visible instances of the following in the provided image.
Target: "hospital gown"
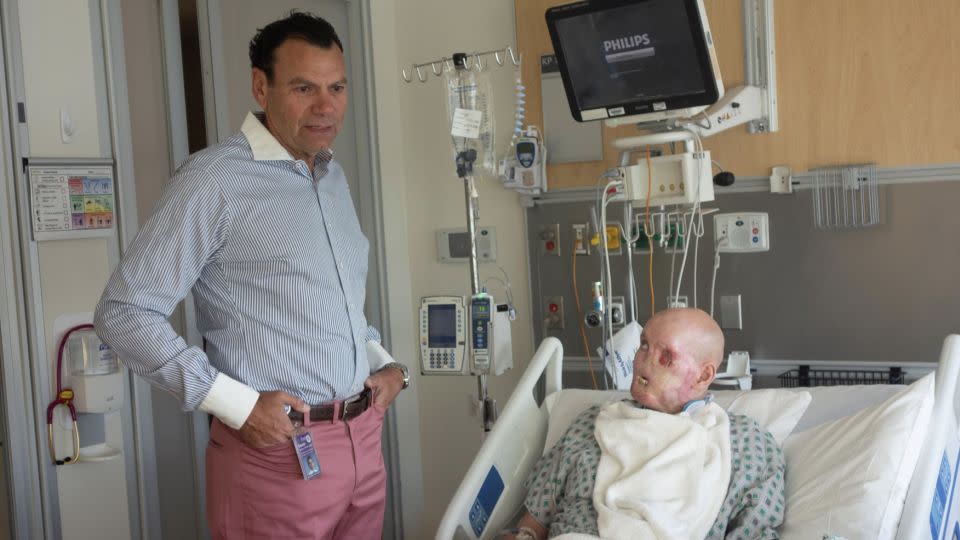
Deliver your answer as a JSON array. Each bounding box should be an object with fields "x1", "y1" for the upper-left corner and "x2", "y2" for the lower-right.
[{"x1": 523, "y1": 403, "x2": 785, "y2": 539}]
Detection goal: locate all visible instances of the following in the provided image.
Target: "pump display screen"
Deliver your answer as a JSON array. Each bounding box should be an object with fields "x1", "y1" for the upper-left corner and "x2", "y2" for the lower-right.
[
  {"x1": 428, "y1": 304, "x2": 457, "y2": 347},
  {"x1": 546, "y1": 0, "x2": 720, "y2": 121}
]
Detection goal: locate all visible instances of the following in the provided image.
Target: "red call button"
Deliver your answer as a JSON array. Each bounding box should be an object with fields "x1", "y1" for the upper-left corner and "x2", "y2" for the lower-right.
[
  {"x1": 752, "y1": 228, "x2": 759, "y2": 234},
  {"x1": 545, "y1": 240, "x2": 556, "y2": 251},
  {"x1": 549, "y1": 303, "x2": 559, "y2": 313}
]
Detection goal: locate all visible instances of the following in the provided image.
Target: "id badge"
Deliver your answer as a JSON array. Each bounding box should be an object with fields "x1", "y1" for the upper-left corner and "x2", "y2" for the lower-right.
[{"x1": 292, "y1": 426, "x2": 321, "y2": 480}]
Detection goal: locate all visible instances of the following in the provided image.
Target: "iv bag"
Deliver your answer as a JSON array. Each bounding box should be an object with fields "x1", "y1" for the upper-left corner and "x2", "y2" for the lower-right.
[{"x1": 443, "y1": 63, "x2": 497, "y2": 179}]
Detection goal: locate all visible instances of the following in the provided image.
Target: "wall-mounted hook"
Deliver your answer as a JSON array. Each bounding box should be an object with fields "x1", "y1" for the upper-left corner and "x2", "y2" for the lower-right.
[
  {"x1": 475, "y1": 53, "x2": 485, "y2": 72},
  {"x1": 507, "y1": 46, "x2": 521, "y2": 66},
  {"x1": 401, "y1": 67, "x2": 413, "y2": 83},
  {"x1": 494, "y1": 50, "x2": 504, "y2": 66},
  {"x1": 431, "y1": 61, "x2": 443, "y2": 76},
  {"x1": 415, "y1": 65, "x2": 427, "y2": 82}
]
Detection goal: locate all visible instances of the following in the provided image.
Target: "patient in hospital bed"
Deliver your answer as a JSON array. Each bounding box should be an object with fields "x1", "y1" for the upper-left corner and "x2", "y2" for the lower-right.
[{"x1": 502, "y1": 308, "x2": 785, "y2": 540}]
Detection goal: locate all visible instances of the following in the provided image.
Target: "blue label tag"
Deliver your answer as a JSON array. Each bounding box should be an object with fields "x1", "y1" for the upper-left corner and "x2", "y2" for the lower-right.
[
  {"x1": 469, "y1": 466, "x2": 504, "y2": 537},
  {"x1": 932, "y1": 452, "x2": 952, "y2": 539}
]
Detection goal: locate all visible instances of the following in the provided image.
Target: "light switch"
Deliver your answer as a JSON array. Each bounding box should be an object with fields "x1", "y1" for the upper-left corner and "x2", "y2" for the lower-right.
[{"x1": 720, "y1": 294, "x2": 742, "y2": 330}]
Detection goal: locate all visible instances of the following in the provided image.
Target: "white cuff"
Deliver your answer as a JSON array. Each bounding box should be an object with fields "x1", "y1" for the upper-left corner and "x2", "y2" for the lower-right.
[
  {"x1": 366, "y1": 340, "x2": 394, "y2": 372},
  {"x1": 198, "y1": 373, "x2": 260, "y2": 429}
]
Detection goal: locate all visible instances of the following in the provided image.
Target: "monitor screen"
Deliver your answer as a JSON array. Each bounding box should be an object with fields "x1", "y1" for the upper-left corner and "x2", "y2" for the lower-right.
[
  {"x1": 428, "y1": 304, "x2": 457, "y2": 348},
  {"x1": 546, "y1": 0, "x2": 721, "y2": 122}
]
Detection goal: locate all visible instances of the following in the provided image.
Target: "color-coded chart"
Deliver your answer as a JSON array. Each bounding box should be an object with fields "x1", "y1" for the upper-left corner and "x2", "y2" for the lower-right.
[{"x1": 28, "y1": 164, "x2": 115, "y2": 240}]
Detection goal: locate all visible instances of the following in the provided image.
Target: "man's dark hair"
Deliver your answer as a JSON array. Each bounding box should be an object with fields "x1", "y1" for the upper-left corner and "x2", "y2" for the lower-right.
[{"x1": 249, "y1": 11, "x2": 343, "y2": 81}]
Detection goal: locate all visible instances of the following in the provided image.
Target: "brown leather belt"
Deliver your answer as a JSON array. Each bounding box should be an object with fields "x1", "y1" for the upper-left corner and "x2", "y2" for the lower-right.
[{"x1": 288, "y1": 390, "x2": 371, "y2": 423}]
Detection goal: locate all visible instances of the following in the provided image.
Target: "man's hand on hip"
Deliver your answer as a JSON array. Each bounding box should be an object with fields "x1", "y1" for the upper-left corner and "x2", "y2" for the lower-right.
[
  {"x1": 237, "y1": 391, "x2": 309, "y2": 448},
  {"x1": 364, "y1": 368, "x2": 404, "y2": 409}
]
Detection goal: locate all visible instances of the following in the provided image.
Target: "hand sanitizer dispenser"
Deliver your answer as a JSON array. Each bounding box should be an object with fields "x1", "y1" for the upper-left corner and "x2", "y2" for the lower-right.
[{"x1": 65, "y1": 328, "x2": 122, "y2": 413}]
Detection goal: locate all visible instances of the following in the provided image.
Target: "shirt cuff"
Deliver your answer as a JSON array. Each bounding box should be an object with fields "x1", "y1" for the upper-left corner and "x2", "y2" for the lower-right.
[
  {"x1": 366, "y1": 340, "x2": 394, "y2": 372},
  {"x1": 198, "y1": 373, "x2": 260, "y2": 429}
]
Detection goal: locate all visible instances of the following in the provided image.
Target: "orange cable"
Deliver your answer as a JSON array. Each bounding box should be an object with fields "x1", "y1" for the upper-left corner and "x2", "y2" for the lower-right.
[{"x1": 572, "y1": 236, "x2": 599, "y2": 389}]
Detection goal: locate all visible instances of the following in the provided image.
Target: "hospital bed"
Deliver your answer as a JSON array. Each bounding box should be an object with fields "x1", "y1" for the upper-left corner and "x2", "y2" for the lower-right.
[{"x1": 438, "y1": 335, "x2": 960, "y2": 540}]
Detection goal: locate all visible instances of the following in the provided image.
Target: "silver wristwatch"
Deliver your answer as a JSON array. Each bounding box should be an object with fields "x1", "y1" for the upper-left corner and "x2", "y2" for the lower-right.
[{"x1": 380, "y1": 362, "x2": 410, "y2": 389}]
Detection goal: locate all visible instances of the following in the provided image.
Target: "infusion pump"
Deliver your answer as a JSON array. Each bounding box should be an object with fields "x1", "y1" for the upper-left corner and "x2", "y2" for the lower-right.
[{"x1": 419, "y1": 296, "x2": 467, "y2": 374}]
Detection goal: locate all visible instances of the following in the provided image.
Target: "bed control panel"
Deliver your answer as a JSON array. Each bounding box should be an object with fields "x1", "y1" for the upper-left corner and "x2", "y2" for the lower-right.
[{"x1": 419, "y1": 296, "x2": 466, "y2": 375}]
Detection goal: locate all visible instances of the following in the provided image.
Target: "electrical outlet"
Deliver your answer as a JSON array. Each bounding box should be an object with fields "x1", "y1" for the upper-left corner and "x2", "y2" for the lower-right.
[
  {"x1": 667, "y1": 295, "x2": 688, "y2": 308},
  {"x1": 572, "y1": 223, "x2": 590, "y2": 255},
  {"x1": 544, "y1": 295, "x2": 564, "y2": 329},
  {"x1": 539, "y1": 223, "x2": 561, "y2": 256},
  {"x1": 610, "y1": 295, "x2": 625, "y2": 328}
]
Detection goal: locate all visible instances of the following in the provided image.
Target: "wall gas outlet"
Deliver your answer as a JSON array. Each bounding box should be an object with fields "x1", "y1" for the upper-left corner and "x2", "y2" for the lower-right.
[
  {"x1": 609, "y1": 295, "x2": 625, "y2": 329},
  {"x1": 572, "y1": 223, "x2": 590, "y2": 255},
  {"x1": 544, "y1": 295, "x2": 564, "y2": 329},
  {"x1": 540, "y1": 223, "x2": 561, "y2": 256},
  {"x1": 603, "y1": 222, "x2": 622, "y2": 254},
  {"x1": 667, "y1": 295, "x2": 688, "y2": 308}
]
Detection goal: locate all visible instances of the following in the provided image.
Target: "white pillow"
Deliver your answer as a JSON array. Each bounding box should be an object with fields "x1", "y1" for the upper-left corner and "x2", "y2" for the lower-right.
[
  {"x1": 543, "y1": 387, "x2": 812, "y2": 452},
  {"x1": 780, "y1": 373, "x2": 935, "y2": 540},
  {"x1": 713, "y1": 389, "x2": 813, "y2": 445}
]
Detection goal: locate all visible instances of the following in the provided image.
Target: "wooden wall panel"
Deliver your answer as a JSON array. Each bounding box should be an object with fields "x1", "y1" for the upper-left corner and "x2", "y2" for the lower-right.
[{"x1": 517, "y1": 0, "x2": 960, "y2": 188}]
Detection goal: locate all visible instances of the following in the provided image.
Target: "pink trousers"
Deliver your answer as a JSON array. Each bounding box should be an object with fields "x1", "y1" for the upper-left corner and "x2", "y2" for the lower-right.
[{"x1": 206, "y1": 404, "x2": 386, "y2": 539}]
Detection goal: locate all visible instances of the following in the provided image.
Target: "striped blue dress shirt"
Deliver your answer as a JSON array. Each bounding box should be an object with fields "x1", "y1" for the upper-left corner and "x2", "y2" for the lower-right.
[{"x1": 95, "y1": 112, "x2": 381, "y2": 428}]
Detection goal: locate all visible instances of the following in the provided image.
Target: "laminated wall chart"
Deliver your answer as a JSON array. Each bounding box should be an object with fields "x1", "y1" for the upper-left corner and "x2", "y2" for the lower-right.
[{"x1": 28, "y1": 162, "x2": 116, "y2": 241}]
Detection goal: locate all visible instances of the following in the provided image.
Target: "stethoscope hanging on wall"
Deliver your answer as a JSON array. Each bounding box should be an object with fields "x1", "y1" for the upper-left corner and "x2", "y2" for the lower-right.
[{"x1": 45, "y1": 324, "x2": 92, "y2": 465}]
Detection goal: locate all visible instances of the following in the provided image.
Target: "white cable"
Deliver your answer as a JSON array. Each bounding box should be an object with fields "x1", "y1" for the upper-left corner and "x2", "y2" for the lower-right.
[
  {"x1": 600, "y1": 179, "x2": 622, "y2": 383},
  {"x1": 709, "y1": 237, "x2": 726, "y2": 317},
  {"x1": 693, "y1": 232, "x2": 700, "y2": 308},
  {"x1": 672, "y1": 128, "x2": 707, "y2": 301},
  {"x1": 623, "y1": 205, "x2": 638, "y2": 323}
]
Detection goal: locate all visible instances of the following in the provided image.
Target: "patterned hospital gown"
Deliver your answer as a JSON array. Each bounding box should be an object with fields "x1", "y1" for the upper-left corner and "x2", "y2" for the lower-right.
[{"x1": 523, "y1": 403, "x2": 785, "y2": 539}]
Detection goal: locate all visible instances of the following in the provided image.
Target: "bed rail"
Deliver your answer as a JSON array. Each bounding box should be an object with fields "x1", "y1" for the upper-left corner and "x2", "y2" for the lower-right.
[
  {"x1": 898, "y1": 334, "x2": 960, "y2": 539},
  {"x1": 437, "y1": 337, "x2": 564, "y2": 540}
]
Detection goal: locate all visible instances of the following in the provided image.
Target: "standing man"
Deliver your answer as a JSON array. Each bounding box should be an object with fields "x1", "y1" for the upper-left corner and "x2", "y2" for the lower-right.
[{"x1": 95, "y1": 12, "x2": 407, "y2": 539}]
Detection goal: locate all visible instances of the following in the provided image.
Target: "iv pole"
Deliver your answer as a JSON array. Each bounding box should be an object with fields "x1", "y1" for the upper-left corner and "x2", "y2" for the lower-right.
[
  {"x1": 403, "y1": 47, "x2": 520, "y2": 432},
  {"x1": 450, "y1": 52, "x2": 494, "y2": 432}
]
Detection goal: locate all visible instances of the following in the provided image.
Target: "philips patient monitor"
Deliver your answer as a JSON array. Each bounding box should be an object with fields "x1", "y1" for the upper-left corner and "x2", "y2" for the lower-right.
[{"x1": 545, "y1": 0, "x2": 724, "y2": 125}]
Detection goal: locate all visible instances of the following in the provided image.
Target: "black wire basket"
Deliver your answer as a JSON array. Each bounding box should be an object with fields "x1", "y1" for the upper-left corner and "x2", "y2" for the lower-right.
[{"x1": 778, "y1": 365, "x2": 905, "y2": 387}]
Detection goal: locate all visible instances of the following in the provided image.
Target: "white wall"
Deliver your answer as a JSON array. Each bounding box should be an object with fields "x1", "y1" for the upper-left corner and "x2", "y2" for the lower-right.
[{"x1": 385, "y1": 0, "x2": 534, "y2": 534}]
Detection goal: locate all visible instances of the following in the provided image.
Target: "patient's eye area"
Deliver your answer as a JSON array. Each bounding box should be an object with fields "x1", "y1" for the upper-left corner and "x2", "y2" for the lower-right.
[{"x1": 658, "y1": 349, "x2": 674, "y2": 367}]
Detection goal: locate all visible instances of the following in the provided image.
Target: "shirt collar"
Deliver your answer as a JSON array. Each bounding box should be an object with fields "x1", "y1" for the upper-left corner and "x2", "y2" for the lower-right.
[
  {"x1": 628, "y1": 393, "x2": 713, "y2": 415},
  {"x1": 241, "y1": 112, "x2": 293, "y2": 161},
  {"x1": 680, "y1": 393, "x2": 713, "y2": 415}
]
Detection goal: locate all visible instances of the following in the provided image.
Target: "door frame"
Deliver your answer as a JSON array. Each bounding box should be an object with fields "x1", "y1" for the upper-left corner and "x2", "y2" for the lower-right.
[{"x1": 0, "y1": 2, "x2": 46, "y2": 536}]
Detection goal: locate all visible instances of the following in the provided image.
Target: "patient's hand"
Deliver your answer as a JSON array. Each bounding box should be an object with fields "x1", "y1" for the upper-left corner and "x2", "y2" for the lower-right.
[{"x1": 499, "y1": 511, "x2": 547, "y2": 540}]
